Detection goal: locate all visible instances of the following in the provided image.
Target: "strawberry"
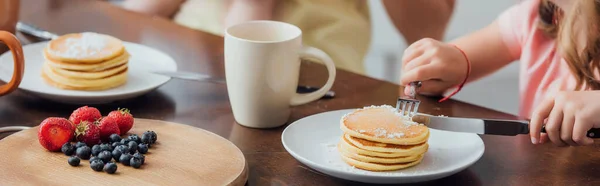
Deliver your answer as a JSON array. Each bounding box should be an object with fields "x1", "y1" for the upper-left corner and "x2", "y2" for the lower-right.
[
  {"x1": 69, "y1": 106, "x2": 102, "y2": 128},
  {"x1": 74, "y1": 121, "x2": 101, "y2": 146},
  {"x1": 38, "y1": 117, "x2": 73, "y2": 152},
  {"x1": 98, "y1": 117, "x2": 120, "y2": 142},
  {"x1": 107, "y1": 108, "x2": 134, "y2": 135}
]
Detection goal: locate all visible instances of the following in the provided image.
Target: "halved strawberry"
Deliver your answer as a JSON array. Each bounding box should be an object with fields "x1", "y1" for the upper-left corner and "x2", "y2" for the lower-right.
[
  {"x1": 74, "y1": 121, "x2": 101, "y2": 146},
  {"x1": 38, "y1": 117, "x2": 73, "y2": 151},
  {"x1": 69, "y1": 106, "x2": 102, "y2": 128},
  {"x1": 98, "y1": 117, "x2": 120, "y2": 142},
  {"x1": 107, "y1": 108, "x2": 134, "y2": 135}
]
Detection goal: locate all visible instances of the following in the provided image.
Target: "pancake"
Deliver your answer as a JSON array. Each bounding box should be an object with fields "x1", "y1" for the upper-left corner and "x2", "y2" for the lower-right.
[
  {"x1": 49, "y1": 62, "x2": 128, "y2": 80},
  {"x1": 340, "y1": 105, "x2": 429, "y2": 145},
  {"x1": 338, "y1": 142, "x2": 423, "y2": 164},
  {"x1": 42, "y1": 63, "x2": 127, "y2": 91},
  {"x1": 344, "y1": 133, "x2": 428, "y2": 154},
  {"x1": 44, "y1": 50, "x2": 130, "y2": 71},
  {"x1": 340, "y1": 134, "x2": 422, "y2": 158},
  {"x1": 44, "y1": 32, "x2": 125, "y2": 63},
  {"x1": 340, "y1": 153, "x2": 424, "y2": 171}
]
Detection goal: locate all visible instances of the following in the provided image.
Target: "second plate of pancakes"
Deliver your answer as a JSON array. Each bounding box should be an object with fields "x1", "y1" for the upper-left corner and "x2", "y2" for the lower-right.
[
  {"x1": 282, "y1": 109, "x2": 485, "y2": 184},
  {"x1": 0, "y1": 40, "x2": 176, "y2": 104}
]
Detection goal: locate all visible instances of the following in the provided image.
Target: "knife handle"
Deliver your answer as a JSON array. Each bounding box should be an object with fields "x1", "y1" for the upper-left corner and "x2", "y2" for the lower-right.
[{"x1": 540, "y1": 126, "x2": 600, "y2": 138}]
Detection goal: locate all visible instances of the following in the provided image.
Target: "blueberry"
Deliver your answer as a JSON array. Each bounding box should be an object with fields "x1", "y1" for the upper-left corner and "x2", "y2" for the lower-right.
[
  {"x1": 150, "y1": 131, "x2": 157, "y2": 144},
  {"x1": 76, "y1": 146, "x2": 91, "y2": 160},
  {"x1": 112, "y1": 142, "x2": 123, "y2": 148},
  {"x1": 61, "y1": 143, "x2": 75, "y2": 156},
  {"x1": 98, "y1": 151, "x2": 112, "y2": 163},
  {"x1": 90, "y1": 159, "x2": 104, "y2": 171},
  {"x1": 90, "y1": 156, "x2": 103, "y2": 164},
  {"x1": 128, "y1": 134, "x2": 141, "y2": 144},
  {"x1": 103, "y1": 162, "x2": 118, "y2": 174},
  {"x1": 75, "y1": 142, "x2": 87, "y2": 148},
  {"x1": 133, "y1": 152, "x2": 145, "y2": 165},
  {"x1": 130, "y1": 157, "x2": 142, "y2": 168},
  {"x1": 68, "y1": 156, "x2": 80, "y2": 166},
  {"x1": 116, "y1": 145, "x2": 129, "y2": 154},
  {"x1": 120, "y1": 138, "x2": 130, "y2": 145},
  {"x1": 91, "y1": 145, "x2": 102, "y2": 156},
  {"x1": 100, "y1": 143, "x2": 111, "y2": 152},
  {"x1": 141, "y1": 132, "x2": 152, "y2": 144},
  {"x1": 119, "y1": 154, "x2": 133, "y2": 166},
  {"x1": 112, "y1": 149, "x2": 123, "y2": 162},
  {"x1": 109, "y1": 134, "x2": 121, "y2": 143},
  {"x1": 128, "y1": 141, "x2": 138, "y2": 153},
  {"x1": 137, "y1": 144, "x2": 148, "y2": 154}
]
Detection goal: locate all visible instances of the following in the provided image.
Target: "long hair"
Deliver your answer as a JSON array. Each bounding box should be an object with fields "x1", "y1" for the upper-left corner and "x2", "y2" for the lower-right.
[{"x1": 538, "y1": 0, "x2": 600, "y2": 90}]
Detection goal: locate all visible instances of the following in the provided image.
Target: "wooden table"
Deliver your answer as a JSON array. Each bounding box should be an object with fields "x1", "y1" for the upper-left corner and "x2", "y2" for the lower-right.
[{"x1": 1, "y1": 0, "x2": 599, "y2": 185}]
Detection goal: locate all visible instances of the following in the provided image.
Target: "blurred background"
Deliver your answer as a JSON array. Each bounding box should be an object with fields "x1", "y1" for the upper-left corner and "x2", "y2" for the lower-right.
[{"x1": 364, "y1": 0, "x2": 518, "y2": 115}]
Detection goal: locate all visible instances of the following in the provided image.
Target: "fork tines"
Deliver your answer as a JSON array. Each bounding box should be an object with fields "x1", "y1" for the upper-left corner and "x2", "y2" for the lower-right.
[{"x1": 396, "y1": 96, "x2": 420, "y2": 117}]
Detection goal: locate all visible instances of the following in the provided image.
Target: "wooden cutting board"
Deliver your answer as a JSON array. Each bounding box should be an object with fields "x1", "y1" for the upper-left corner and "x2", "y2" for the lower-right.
[{"x1": 0, "y1": 119, "x2": 247, "y2": 186}]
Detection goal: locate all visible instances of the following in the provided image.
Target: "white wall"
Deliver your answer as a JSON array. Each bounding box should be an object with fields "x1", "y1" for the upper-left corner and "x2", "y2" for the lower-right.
[{"x1": 364, "y1": 0, "x2": 520, "y2": 115}]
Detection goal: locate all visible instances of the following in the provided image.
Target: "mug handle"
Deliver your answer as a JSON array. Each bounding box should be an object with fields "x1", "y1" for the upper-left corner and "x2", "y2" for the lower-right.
[
  {"x1": 0, "y1": 31, "x2": 24, "y2": 96},
  {"x1": 290, "y1": 46, "x2": 336, "y2": 106}
]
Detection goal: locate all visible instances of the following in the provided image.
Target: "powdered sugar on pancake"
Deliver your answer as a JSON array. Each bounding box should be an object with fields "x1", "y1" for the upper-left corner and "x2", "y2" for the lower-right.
[
  {"x1": 342, "y1": 105, "x2": 425, "y2": 139},
  {"x1": 48, "y1": 32, "x2": 113, "y2": 59}
]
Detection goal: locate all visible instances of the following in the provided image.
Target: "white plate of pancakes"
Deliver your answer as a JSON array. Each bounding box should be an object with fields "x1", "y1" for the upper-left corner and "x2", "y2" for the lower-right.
[
  {"x1": 282, "y1": 105, "x2": 485, "y2": 184},
  {"x1": 0, "y1": 32, "x2": 176, "y2": 104}
]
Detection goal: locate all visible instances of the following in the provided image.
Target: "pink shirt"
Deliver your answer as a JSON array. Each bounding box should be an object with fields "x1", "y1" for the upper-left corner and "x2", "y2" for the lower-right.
[{"x1": 498, "y1": 0, "x2": 577, "y2": 118}]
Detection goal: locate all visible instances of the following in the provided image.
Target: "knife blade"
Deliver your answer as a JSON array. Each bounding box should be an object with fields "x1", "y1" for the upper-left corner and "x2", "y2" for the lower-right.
[
  {"x1": 16, "y1": 22, "x2": 59, "y2": 40},
  {"x1": 152, "y1": 71, "x2": 335, "y2": 99},
  {"x1": 411, "y1": 114, "x2": 599, "y2": 138}
]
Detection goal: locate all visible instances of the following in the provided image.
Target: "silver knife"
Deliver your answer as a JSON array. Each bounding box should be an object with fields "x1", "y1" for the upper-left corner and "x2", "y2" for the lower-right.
[
  {"x1": 16, "y1": 22, "x2": 59, "y2": 40},
  {"x1": 411, "y1": 114, "x2": 599, "y2": 138},
  {"x1": 152, "y1": 71, "x2": 336, "y2": 98},
  {"x1": 152, "y1": 71, "x2": 227, "y2": 83}
]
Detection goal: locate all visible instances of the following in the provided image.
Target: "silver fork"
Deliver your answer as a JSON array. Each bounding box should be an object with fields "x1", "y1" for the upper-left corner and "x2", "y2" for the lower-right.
[{"x1": 396, "y1": 81, "x2": 422, "y2": 117}]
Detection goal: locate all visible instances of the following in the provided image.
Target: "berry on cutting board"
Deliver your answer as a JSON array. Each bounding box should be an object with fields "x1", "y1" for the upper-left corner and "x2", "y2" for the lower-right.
[
  {"x1": 133, "y1": 152, "x2": 145, "y2": 165},
  {"x1": 141, "y1": 131, "x2": 152, "y2": 144},
  {"x1": 109, "y1": 134, "x2": 121, "y2": 143},
  {"x1": 75, "y1": 142, "x2": 87, "y2": 148},
  {"x1": 138, "y1": 143, "x2": 148, "y2": 154},
  {"x1": 106, "y1": 108, "x2": 134, "y2": 135},
  {"x1": 76, "y1": 146, "x2": 92, "y2": 160},
  {"x1": 119, "y1": 154, "x2": 132, "y2": 166},
  {"x1": 98, "y1": 117, "x2": 120, "y2": 142},
  {"x1": 91, "y1": 145, "x2": 102, "y2": 156},
  {"x1": 61, "y1": 143, "x2": 75, "y2": 156},
  {"x1": 37, "y1": 117, "x2": 74, "y2": 152},
  {"x1": 69, "y1": 106, "x2": 102, "y2": 128},
  {"x1": 128, "y1": 141, "x2": 138, "y2": 153},
  {"x1": 112, "y1": 149, "x2": 123, "y2": 162},
  {"x1": 103, "y1": 162, "x2": 118, "y2": 174},
  {"x1": 130, "y1": 157, "x2": 142, "y2": 169},
  {"x1": 98, "y1": 151, "x2": 113, "y2": 163},
  {"x1": 74, "y1": 121, "x2": 101, "y2": 146},
  {"x1": 90, "y1": 159, "x2": 104, "y2": 172},
  {"x1": 90, "y1": 157, "x2": 102, "y2": 164},
  {"x1": 68, "y1": 156, "x2": 80, "y2": 166}
]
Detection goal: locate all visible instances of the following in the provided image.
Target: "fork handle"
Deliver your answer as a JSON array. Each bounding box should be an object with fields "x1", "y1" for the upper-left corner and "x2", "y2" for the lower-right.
[{"x1": 408, "y1": 81, "x2": 422, "y2": 98}]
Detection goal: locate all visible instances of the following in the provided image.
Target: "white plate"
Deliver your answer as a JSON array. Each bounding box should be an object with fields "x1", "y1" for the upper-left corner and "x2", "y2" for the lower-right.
[
  {"x1": 281, "y1": 109, "x2": 485, "y2": 184},
  {"x1": 0, "y1": 41, "x2": 177, "y2": 104}
]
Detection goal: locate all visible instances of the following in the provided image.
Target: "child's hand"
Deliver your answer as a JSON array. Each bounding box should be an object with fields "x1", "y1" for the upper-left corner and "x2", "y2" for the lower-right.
[
  {"x1": 400, "y1": 38, "x2": 468, "y2": 96},
  {"x1": 530, "y1": 91, "x2": 600, "y2": 146}
]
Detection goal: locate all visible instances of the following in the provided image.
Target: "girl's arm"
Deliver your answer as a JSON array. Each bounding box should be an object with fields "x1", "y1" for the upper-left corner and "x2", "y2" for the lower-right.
[
  {"x1": 449, "y1": 20, "x2": 519, "y2": 83},
  {"x1": 400, "y1": 20, "x2": 519, "y2": 94}
]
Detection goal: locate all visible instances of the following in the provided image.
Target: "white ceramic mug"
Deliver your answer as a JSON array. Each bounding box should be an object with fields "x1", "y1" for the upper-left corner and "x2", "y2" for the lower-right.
[{"x1": 225, "y1": 20, "x2": 336, "y2": 128}]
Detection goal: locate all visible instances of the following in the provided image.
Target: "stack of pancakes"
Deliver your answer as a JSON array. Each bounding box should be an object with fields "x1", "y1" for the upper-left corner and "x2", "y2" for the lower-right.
[
  {"x1": 338, "y1": 105, "x2": 430, "y2": 171},
  {"x1": 41, "y1": 32, "x2": 129, "y2": 91}
]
